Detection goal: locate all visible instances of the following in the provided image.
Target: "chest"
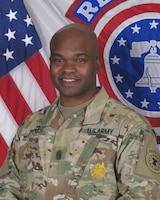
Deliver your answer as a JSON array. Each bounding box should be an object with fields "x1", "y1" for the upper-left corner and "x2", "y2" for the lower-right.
[{"x1": 19, "y1": 116, "x2": 121, "y2": 199}]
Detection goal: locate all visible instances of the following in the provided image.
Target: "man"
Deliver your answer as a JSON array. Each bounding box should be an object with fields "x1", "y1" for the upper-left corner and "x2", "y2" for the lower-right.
[{"x1": 0, "y1": 23, "x2": 160, "y2": 199}]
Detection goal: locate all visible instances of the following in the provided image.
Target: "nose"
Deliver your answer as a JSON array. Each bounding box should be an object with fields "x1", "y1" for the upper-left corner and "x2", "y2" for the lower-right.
[{"x1": 62, "y1": 60, "x2": 76, "y2": 73}]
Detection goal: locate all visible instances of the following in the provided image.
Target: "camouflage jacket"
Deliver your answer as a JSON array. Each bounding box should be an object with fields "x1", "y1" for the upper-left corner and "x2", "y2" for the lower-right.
[{"x1": 0, "y1": 87, "x2": 160, "y2": 200}]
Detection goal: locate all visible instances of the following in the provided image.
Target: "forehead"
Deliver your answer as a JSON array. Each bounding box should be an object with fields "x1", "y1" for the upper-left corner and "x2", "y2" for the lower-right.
[
  {"x1": 51, "y1": 31, "x2": 94, "y2": 55},
  {"x1": 51, "y1": 28, "x2": 94, "y2": 46}
]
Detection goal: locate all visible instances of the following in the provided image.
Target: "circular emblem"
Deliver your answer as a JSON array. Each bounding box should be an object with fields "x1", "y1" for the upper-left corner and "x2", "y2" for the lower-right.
[
  {"x1": 146, "y1": 148, "x2": 160, "y2": 173},
  {"x1": 94, "y1": 1, "x2": 160, "y2": 128}
]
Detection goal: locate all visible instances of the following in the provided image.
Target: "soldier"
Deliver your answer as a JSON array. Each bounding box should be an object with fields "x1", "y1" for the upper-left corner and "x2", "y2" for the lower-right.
[{"x1": 0, "y1": 23, "x2": 160, "y2": 199}]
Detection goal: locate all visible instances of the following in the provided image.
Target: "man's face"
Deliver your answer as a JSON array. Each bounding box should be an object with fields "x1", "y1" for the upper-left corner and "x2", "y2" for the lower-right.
[{"x1": 50, "y1": 30, "x2": 100, "y2": 104}]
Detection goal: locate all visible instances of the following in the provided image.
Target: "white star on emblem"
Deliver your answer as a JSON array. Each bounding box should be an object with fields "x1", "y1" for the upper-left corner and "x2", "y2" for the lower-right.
[
  {"x1": 22, "y1": 34, "x2": 33, "y2": 47},
  {"x1": 117, "y1": 37, "x2": 127, "y2": 46},
  {"x1": 150, "y1": 20, "x2": 159, "y2": 29},
  {"x1": 157, "y1": 102, "x2": 160, "y2": 109},
  {"x1": 114, "y1": 74, "x2": 123, "y2": 83},
  {"x1": 141, "y1": 98, "x2": 149, "y2": 108},
  {"x1": 125, "y1": 89, "x2": 133, "y2": 99},
  {"x1": 6, "y1": 9, "x2": 17, "y2": 22},
  {"x1": 5, "y1": 28, "x2": 16, "y2": 41},
  {"x1": 3, "y1": 48, "x2": 14, "y2": 61},
  {"x1": 24, "y1": 15, "x2": 33, "y2": 27},
  {"x1": 131, "y1": 24, "x2": 141, "y2": 34},
  {"x1": 111, "y1": 55, "x2": 120, "y2": 64}
]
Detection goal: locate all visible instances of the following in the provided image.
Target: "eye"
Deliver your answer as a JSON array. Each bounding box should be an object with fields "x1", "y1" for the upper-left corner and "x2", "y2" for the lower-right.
[
  {"x1": 55, "y1": 58, "x2": 63, "y2": 63},
  {"x1": 51, "y1": 57, "x2": 64, "y2": 64},
  {"x1": 76, "y1": 58, "x2": 86, "y2": 63}
]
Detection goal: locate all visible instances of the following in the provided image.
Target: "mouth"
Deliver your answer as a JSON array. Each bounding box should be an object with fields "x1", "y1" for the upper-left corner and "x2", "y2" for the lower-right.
[
  {"x1": 62, "y1": 78, "x2": 76, "y2": 82},
  {"x1": 59, "y1": 77, "x2": 78, "y2": 87}
]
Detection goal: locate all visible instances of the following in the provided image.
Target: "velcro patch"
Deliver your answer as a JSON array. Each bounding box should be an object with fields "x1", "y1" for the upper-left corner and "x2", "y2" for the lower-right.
[{"x1": 146, "y1": 148, "x2": 160, "y2": 173}]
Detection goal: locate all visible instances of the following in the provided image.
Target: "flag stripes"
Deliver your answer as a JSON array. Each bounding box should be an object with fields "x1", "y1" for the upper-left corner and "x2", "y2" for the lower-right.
[
  {"x1": 0, "y1": 96, "x2": 18, "y2": 144},
  {"x1": 0, "y1": 52, "x2": 57, "y2": 167},
  {"x1": 0, "y1": 0, "x2": 57, "y2": 167},
  {"x1": 0, "y1": 134, "x2": 8, "y2": 167},
  {"x1": 0, "y1": 74, "x2": 32, "y2": 125},
  {"x1": 26, "y1": 50, "x2": 57, "y2": 104}
]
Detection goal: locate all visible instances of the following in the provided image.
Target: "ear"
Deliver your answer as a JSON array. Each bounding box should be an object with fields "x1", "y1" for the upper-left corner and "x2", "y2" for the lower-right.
[{"x1": 96, "y1": 57, "x2": 102, "y2": 74}]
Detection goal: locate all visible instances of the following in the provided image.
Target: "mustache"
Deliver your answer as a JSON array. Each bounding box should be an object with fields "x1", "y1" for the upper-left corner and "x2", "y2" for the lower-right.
[{"x1": 58, "y1": 72, "x2": 80, "y2": 79}]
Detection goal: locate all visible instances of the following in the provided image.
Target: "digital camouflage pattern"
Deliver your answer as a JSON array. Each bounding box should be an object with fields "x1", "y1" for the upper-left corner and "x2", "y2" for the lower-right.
[{"x1": 0, "y1": 87, "x2": 160, "y2": 200}]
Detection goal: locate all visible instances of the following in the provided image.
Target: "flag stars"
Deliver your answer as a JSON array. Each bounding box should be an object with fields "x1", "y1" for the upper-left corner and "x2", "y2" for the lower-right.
[
  {"x1": 125, "y1": 89, "x2": 133, "y2": 99},
  {"x1": 5, "y1": 28, "x2": 16, "y2": 41},
  {"x1": 141, "y1": 98, "x2": 149, "y2": 108},
  {"x1": 3, "y1": 48, "x2": 14, "y2": 61},
  {"x1": 117, "y1": 37, "x2": 127, "y2": 46},
  {"x1": 131, "y1": 24, "x2": 141, "y2": 34},
  {"x1": 6, "y1": 9, "x2": 17, "y2": 22},
  {"x1": 24, "y1": 15, "x2": 33, "y2": 27},
  {"x1": 22, "y1": 34, "x2": 33, "y2": 47},
  {"x1": 150, "y1": 20, "x2": 159, "y2": 29},
  {"x1": 111, "y1": 55, "x2": 120, "y2": 64},
  {"x1": 115, "y1": 74, "x2": 123, "y2": 83}
]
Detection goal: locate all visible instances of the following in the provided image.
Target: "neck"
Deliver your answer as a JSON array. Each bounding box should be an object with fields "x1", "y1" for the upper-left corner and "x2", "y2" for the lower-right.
[{"x1": 60, "y1": 87, "x2": 100, "y2": 107}]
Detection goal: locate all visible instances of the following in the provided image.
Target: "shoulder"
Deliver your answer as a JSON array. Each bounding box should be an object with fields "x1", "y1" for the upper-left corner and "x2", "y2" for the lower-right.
[
  {"x1": 17, "y1": 104, "x2": 53, "y2": 136},
  {"x1": 22, "y1": 105, "x2": 50, "y2": 125},
  {"x1": 94, "y1": 87, "x2": 151, "y2": 128},
  {"x1": 101, "y1": 89, "x2": 155, "y2": 137}
]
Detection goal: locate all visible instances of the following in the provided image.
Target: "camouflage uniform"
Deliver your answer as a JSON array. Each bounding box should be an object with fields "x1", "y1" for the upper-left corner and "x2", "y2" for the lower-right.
[{"x1": 0, "y1": 87, "x2": 160, "y2": 200}]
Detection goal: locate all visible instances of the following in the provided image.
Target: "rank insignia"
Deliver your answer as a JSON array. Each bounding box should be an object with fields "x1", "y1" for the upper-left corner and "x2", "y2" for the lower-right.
[
  {"x1": 146, "y1": 148, "x2": 160, "y2": 173},
  {"x1": 90, "y1": 162, "x2": 106, "y2": 179}
]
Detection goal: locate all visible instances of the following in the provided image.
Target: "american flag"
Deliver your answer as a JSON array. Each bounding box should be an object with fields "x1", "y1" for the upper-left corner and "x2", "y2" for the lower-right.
[{"x1": 0, "y1": 0, "x2": 57, "y2": 167}]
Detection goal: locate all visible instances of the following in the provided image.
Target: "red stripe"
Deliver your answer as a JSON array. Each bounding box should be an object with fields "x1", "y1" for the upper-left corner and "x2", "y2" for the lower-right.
[
  {"x1": 0, "y1": 134, "x2": 9, "y2": 167},
  {"x1": 157, "y1": 136, "x2": 160, "y2": 143},
  {"x1": 146, "y1": 116, "x2": 160, "y2": 127},
  {"x1": 0, "y1": 74, "x2": 32, "y2": 125},
  {"x1": 26, "y1": 52, "x2": 57, "y2": 104}
]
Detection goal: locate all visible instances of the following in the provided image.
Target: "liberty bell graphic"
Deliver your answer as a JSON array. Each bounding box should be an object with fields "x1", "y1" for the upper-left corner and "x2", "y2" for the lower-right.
[{"x1": 130, "y1": 40, "x2": 160, "y2": 93}]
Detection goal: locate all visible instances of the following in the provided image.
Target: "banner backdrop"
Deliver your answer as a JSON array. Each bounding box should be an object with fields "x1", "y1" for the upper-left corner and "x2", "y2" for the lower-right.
[{"x1": 0, "y1": 0, "x2": 160, "y2": 167}]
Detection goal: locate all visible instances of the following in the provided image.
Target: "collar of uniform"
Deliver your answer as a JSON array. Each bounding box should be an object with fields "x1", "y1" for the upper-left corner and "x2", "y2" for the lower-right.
[
  {"x1": 83, "y1": 87, "x2": 109, "y2": 125},
  {"x1": 41, "y1": 87, "x2": 109, "y2": 126},
  {"x1": 40, "y1": 98, "x2": 60, "y2": 126}
]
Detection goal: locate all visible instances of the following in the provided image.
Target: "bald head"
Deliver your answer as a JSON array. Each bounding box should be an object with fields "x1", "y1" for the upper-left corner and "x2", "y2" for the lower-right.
[
  {"x1": 53, "y1": 23, "x2": 97, "y2": 38},
  {"x1": 50, "y1": 23, "x2": 99, "y2": 57}
]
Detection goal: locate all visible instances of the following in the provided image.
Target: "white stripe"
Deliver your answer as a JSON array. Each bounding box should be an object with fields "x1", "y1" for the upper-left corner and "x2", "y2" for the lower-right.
[
  {"x1": 154, "y1": 128, "x2": 160, "y2": 136},
  {"x1": 0, "y1": 97, "x2": 18, "y2": 146},
  {"x1": 40, "y1": 49, "x2": 60, "y2": 97},
  {"x1": 10, "y1": 62, "x2": 50, "y2": 112},
  {"x1": 95, "y1": 0, "x2": 159, "y2": 36},
  {"x1": 39, "y1": 48, "x2": 50, "y2": 68}
]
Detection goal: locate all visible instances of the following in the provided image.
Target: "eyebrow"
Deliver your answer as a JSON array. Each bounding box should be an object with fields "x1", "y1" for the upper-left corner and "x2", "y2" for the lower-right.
[
  {"x1": 51, "y1": 53, "x2": 88, "y2": 57},
  {"x1": 50, "y1": 53, "x2": 62, "y2": 57}
]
